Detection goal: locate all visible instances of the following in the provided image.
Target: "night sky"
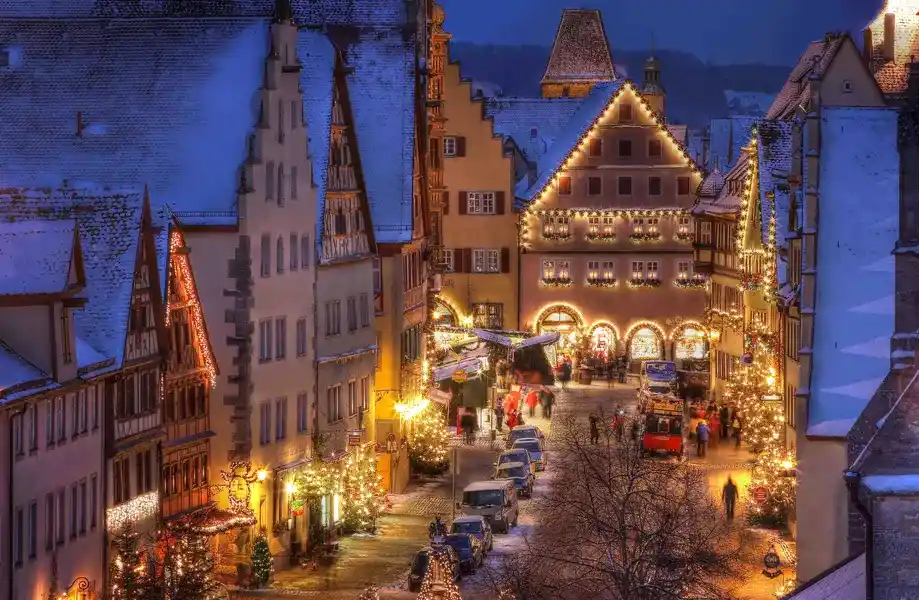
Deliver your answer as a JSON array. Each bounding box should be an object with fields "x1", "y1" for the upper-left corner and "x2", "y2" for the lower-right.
[{"x1": 439, "y1": 0, "x2": 885, "y2": 65}]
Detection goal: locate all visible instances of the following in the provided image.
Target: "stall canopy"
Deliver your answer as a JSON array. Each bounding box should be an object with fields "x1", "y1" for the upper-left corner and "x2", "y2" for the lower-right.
[
  {"x1": 471, "y1": 329, "x2": 560, "y2": 349},
  {"x1": 434, "y1": 356, "x2": 487, "y2": 382}
]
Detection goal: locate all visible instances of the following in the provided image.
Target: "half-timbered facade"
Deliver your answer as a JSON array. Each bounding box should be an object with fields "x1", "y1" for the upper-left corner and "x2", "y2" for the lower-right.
[{"x1": 161, "y1": 225, "x2": 218, "y2": 521}]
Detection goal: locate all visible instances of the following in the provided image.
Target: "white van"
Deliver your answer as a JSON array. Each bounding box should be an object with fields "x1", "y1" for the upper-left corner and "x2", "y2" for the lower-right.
[{"x1": 458, "y1": 480, "x2": 519, "y2": 533}]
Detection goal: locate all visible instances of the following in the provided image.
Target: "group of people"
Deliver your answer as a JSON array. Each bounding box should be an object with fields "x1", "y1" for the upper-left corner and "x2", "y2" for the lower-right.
[
  {"x1": 588, "y1": 409, "x2": 640, "y2": 445},
  {"x1": 493, "y1": 387, "x2": 555, "y2": 432},
  {"x1": 691, "y1": 403, "x2": 745, "y2": 458}
]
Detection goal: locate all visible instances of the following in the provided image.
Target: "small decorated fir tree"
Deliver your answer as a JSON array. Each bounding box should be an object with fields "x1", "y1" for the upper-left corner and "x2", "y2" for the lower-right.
[
  {"x1": 409, "y1": 403, "x2": 451, "y2": 477},
  {"x1": 109, "y1": 525, "x2": 153, "y2": 600},
  {"x1": 341, "y1": 445, "x2": 387, "y2": 533},
  {"x1": 164, "y1": 532, "x2": 222, "y2": 600},
  {"x1": 250, "y1": 530, "x2": 273, "y2": 588}
]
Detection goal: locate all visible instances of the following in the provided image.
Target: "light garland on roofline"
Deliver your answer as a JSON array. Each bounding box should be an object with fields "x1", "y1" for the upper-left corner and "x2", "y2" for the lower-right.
[
  {"x1": 734, "y1": 131, "x2": 779, "y2": 303},
  {"x1": 107, "y1": 491, "x2": 159, "y2": 533},
  {"x1": 168, "y1": 230, "x2": 218, "y2": 387},
  {"x1": 519, "y1": 80, "x2": 702, "y2": 248}
]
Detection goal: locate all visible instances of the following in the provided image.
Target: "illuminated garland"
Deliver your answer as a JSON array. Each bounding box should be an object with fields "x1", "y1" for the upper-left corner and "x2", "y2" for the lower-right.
[
  {"x1": 674, "y1": 278, "x2": 706, "y2": 289},
  {"x1": 704, "y1": 307, "x2": 744, "y2": 332},
  {"x1": 519, "y1": 80, "x2": 701, "y2": 248},
  {"x1": 107, "y1": 491, "x2": 159, "y2": 533},
  {"x1": 541, "y1": 231, "x2": 571, "y2": 241},
  {"x1": 629, "y1": 232, "x2": 662, "y2": 242},
  {"x1": 541, "y1": 277, "x2": 572, "y2": 287},
  {"x1": 531, "y1": 208, "x2": 690, "y2": 218},
  {"x1": 586, "y1": 278, "x2": 618, "y2": 287},
  {"x1": 531, "y1": 303, "x2": 586, "y2": 333},
  {"x1": 739, "y1": 272, "x2": 764, "y2": 291},
  {"x1": 674, "y1": 232, "x2": 694, "y2": 242},
  {"x1": 586, "y1": 232, "x2": 616, "y2": 241},
  {"x1": 627, "y1": 278, "x2": 661, "y2": 288},
  {"x1": 409, "y1": 403, "x2": 451, "y2": 476},
  {"x1": 168, "y1": 230, "x2": 218, "y2": 387}
]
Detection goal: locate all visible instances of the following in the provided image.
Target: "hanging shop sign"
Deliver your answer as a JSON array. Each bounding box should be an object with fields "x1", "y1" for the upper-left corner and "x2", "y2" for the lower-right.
[
  {"x1": 762, "y1": 547, "x2": 783, "y2": 578},
  {"x1": 741, "y1": 352, "x2": 754, "y2": 365},
  {"x1": 452, "y1": 369, "x2": 468, "y2": 383},
  {"x1": 348, "y1": 430, "x2": 363, "y2": 447},
  {"x1": 428, "y1": 388, "x2": 453, "y2": 406},
  {"x1": 290, "y1": 498, "x2": 306, "y2": 517},
  {"x1": 753, "y1": 486, "x2": 769, "y2": 504}
]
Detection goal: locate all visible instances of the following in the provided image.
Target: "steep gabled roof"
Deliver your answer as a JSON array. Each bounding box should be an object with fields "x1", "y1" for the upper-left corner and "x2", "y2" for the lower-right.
[
  {"x1": 0, "y1": 341, "x2": 57, "y2": 403},
  {"x1": 0, "y1": 18, "x2": 268, "y2": 215},
  {"x1": 541, "y1": 9, "x2": 616, "y2": 84},
  {"x1": 756, "y1": 121, "x2": 793, "y2": 249},
  {"x1": 866, "y1": 0, "x2": 919, "y2": 96},
  {"x1": 517, "y1": 80, "x2": 701, "y2": 208},
  {"x1": 0, "y1": 220, "x2": 79, "y2": 296},
  {"x1": 765, "y1": 37, "x2": 845, "y2": 119},
  {"x1": 0, "y1": 188, "x2": 145, "y2": 372},
  {"x1": 484, "y1": 97, "x2": 584, "y2": 163}
]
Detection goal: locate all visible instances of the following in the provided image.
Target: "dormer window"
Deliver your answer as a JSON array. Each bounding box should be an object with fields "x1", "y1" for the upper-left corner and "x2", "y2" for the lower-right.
[{"x1": 530, "y1": 127, "x2": 539, "y2": 139}]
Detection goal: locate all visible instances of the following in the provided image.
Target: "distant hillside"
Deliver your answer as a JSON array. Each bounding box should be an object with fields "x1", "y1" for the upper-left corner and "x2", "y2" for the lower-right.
[{"x1": 448, "y1": 42, "x2": 790, "y2": 127}]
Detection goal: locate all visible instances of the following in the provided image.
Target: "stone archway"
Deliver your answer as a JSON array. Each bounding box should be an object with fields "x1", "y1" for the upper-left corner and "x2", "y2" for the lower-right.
[
  {"x1": 534, "y1": 304, "x2": 585, "y2": 357},
  {"x1": 432, "y1": 299, "x2": 460, "y2": 328},
  {"x1": 625, "y1": 322, "x2": 666, "y2": 362}
]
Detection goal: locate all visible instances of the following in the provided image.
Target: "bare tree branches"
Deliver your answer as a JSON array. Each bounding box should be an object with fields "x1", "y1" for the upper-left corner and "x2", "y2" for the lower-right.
[{"x1": 485, "y1": 413, "x2": 744, "y2": 600}]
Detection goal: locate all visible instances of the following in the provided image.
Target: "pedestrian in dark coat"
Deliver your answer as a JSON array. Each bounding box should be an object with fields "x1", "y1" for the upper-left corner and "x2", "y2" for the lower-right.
[
  {"x1": 719, "y1": 405, "x2": 730, "y2": 438},
  {"x1": 589, "y1": 414, "x2": 600, "y2": 444},
  {"x1": 494, "y1": 400, "x2": 504, "y2": 432},
  {"x1": 722, "y1": 477, "x2": 739, "y2": 520}
]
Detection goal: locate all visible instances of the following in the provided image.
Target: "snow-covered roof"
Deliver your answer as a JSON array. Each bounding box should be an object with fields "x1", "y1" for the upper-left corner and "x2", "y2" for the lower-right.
[
  {"x1": 784, "y1": 552, "x2": 864, "y2": 600},
  {"x1": 541, "y1": 9, "x2": 616, "y2": 84},
  {"x1": 708, "y1": 116, "x2": 759, "y2": 172},
  {"x1": 516, "y1": 81, "x2": 627, "y2": 206},
  {"x1": 756, "y1": 121, "x2": 793, "y2": 248},
  {"x1": 697, "y1": 169, "x2": 725, "y2": 199},
  {"x1": 0, "y1": 341, "x2": 56, "y2": 403},
  {"x1": 861, "y1": 473, "x2": 919, "y2": 494},
  {"x1": 766, "y1": 37, "x2": 845, "y2": 120},
  {"x1": 693, "y1": 150, "x2": 750, "y2": 217},
  {"x1": 0, "y1": 18, "x2": 268, "y2": 215},
  {"x1": 807, "y1": 108, "x2": 899, "y2": 438},
  {"x1": 298, "y1": 29, "x2": 337, "y2": 252},
  {"x1": 0, "y1": 220, "x2": 77, "y2": 296},
  {"x1": 866, "y1": 0, "x2": 919, "y2": 96},
  {"x1": 484, "y1": 97, "x2": 583, "y2": 164},
  {"x1": 339, "y1": 27, "x2": 416, "y2": 244},
  {"x1": 0, "y1": 188, "x2": 146, "y2": 372}
]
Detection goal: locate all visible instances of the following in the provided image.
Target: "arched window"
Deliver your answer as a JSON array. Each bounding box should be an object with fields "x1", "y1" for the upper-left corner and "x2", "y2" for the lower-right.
[
  {"x1": 629, "y1": 328, "x2": 662, "y2": 360},
  {"x1": 276, "y1": 236, "x2": 285, "y2": 274},
  {"x1": 675, "y1": 327, "x2": 707, "y2": 360}
]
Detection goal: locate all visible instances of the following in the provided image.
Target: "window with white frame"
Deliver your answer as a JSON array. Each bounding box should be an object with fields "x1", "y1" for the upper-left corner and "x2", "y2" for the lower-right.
[
  {"x1": 587, "y1": 260, "x2": 600, "y2": 281},
  {"x1": 467, "y1": 192, "x2": 496, "y2": 214},
  {"x1": 587, "y1": 217, "x2": 600, "y2": 237},
  {"x1": 677, "y1": 216, "x2": 691, "y2": 236},
  {"x1": 348, "y1": 380, "x2": 357, "y2": 415},
  {"x1": 602, "y1": 261, "x2": 615, "y2": 280},
  {"x1": 602, "y1": 216, "x2": 615, "y2": 236},
  {"x1": 647, "y1": 261, "x2": 659, "y2": 280},
  {"x1": 327, "y1": 385, "x2": 342, "y2": 422},
  {"x1": 259, "y1": 319, "x2": 273, "y2": 362},
  {"x1": 473, "y1": 248, "x2": 500, "y2": 273},
  {"x1": 443, "y1": 136, "x2": 457, "y2": 157},
  {"x1": 677, "y1": 261, "x2": 691, "y2": 279},
  {"x1": 631, "y1": 218, "x2": 643, "y2": 234},
  {"x1": 647, "y1": 217, "x2": 660, "y2": 235},
  {"x1": 443, "y1": 248, "x2": 455, "y2": 273},
  {"x1": 542, "y1": 216, "x2": 570, "y2": 238},
  {"x1": 700, "y1": 221, "x2": 712, "y2": 245},
  {"x1": 360, "y1": 377, "x2": 370, "y2": 411},
  {"x1": 631, "y1": 261, "x2": 645, "y2": 280}
]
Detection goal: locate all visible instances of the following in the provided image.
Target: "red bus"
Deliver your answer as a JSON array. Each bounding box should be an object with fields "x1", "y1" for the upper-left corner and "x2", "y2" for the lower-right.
[{"x1": 640, "y1": 404, "x2": 684, "y2": 457}]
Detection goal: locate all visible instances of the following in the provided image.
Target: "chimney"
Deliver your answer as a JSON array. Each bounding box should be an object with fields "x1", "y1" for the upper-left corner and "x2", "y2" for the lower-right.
[
  {"x1": 884, "y1": 12, "x2": 896, "y2": 61},
  {"x1": 75, "y1": 111, "x2": 83, "y2": 137},
  {"x1": 863, "y1": 27, "x2": 873, "y2": 67}
]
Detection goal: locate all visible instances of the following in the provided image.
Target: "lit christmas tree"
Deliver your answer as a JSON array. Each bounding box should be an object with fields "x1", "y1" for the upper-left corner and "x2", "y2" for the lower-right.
[
  {"x1": 722, "y1": 329, "x2": 784, "y2": 451},
  {"x1": 250, "y1": 530, "x2": 273, "y2": 588},
  {"x1": 417, "y1": 551, "x2": 462, "y2": 600},
  {"x1": 341, "y1": 445, "x2": 387, "y2": 533},
  {"x1": 109, "y1": 525, "x2": 153, "y2": 600},
  {"x1": 747, "y1": 444, "x2": 797, "y2": 527},
  {"x1": 409, "y1": 403, "x2": 451, "y2": 477},
  {"x1": 163, "y1": 532, "x2": 222, "y2": 600}
]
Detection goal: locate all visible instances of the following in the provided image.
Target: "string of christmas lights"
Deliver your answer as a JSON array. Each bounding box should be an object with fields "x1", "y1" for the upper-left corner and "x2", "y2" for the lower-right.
[
  {"x1": 341, "y1": 444, "x2": 387, "y2": 533},
  {"x1": 417, "y1": 551, "x2": 463, "y2": 600}
]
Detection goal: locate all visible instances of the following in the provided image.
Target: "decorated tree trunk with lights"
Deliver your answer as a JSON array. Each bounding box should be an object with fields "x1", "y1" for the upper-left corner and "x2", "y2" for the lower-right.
[
  {"x1": 341, "y1": 445, "x2": 387, "y2": 533},
  {"x1": 109, "y1": 526, "x2": 155, "y2": 600},
  {"x1": 162, "y1": 532, "x2": 222, "y2": 600},
  {"x1": 409, "y1": 403, "x2": 451, "y2": 477},
  {"x1": 250, "y1": 530, "x2": 273, "y2": 588}
]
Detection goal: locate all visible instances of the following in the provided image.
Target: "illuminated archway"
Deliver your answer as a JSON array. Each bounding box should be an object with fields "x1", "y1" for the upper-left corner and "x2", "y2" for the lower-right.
[
  {"x1": 431, "y1": 298, "x2": 460, "y2": 328},
  {"x1": 534, "y1": 304, "x2": 585, "y2": 336},
  {"x1": 588, "y1": 321, "x2": 620, "y2": 356},
  {"x1": 625, "y1": 321, "x2": 665, "y2": 361},
  {"x1": 673, "y1": 322, "x2": 709, "y2": 360}
]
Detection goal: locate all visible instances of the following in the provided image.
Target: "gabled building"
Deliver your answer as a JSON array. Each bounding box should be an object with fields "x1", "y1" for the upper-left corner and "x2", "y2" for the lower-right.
[
  {"x1": 516, "y1": 76, "x2": 705, "y2": 366},
  {"x1": 540, "y1": 9, "x2": 616, "y2": 99},
  {"x1": 432, "y1": 3, "x2": 518, "y2": 332}
]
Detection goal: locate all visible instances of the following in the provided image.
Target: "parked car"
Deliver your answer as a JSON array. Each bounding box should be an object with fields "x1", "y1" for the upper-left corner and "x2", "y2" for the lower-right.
[
  {"x1": 512, "y1": 437, "x2": 547, "y2": 471},
  {"x1": 450, "y1": 515, "x2": 494, "y2": 552},
  {"x1": 458, "y1": 479, "x2": 519, "y2": 533},
  {"x1": 442, "y1": 533, "x2": 485, "y2": 573},
  {"x1": 407, "y1": 545, "x2": 461, "y2": 592},
  {"x1": 496, "y1": 448, "x2": 536, "y2": 477},
  {"x1": 493, "y1": 461, "x2": 534, "y2": 497},
  {"x1": 506, "y1": 424, "x2": 545, "y2": 448}
]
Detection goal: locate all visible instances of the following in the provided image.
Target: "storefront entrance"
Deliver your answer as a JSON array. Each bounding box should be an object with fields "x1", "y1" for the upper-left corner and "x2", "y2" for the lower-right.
[
  {"x1": 589, "y1": 322, "x2": 618, "y2": 358},
  {"x1": 627, "y1": 325, "x2": 664, "y2": 362}
]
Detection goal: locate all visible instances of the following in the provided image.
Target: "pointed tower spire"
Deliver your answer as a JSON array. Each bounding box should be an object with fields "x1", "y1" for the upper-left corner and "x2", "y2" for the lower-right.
[{"x1": 541, "y1": 9, "x2": 615, "y2": 98}]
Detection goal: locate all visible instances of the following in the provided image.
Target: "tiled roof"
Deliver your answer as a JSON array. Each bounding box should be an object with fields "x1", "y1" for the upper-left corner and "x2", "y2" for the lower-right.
[
  {"x1": 784, "y1": 552, "x2": 864, "y2": 600},
  {"x1": 0, "y1": 220, "x2": 76, "y2": 296},
  {"x1": 483, "y1": 97, "x2": 583, "y2": 163},
  {"x1": 807, "y1": 108, "x2": 899, "y2": 438},
  {"x1": 0, "y1": 188, "x2": 145, "y2": 371},
  {"x1": 708, "y1": 116, "x2": 759, "y2": 171},
  {"x1": 697, "y1": 169, "x2": 725, "y2": 199},
  {"x1": 541, "y1": 9, "x2": 616, "y2": 83},
  {"x1": 515, "y1": 81, "x2": 626, "y2": 206},
  {"x1": 765, "y1": 37, "x2": 845, "y2": 120},
  {"x1": 339, "y1": 27, "x2": 417, "y2": 244},
  {"x1": 0, "y1": 341, "x2": 55, "y2": 403},
  {"x1": 295, "y1": 0, "x2": 411, "y2": 27},
  {"x1": 0, "y1": 18, "x2": 268, "y2": 214},
  {"x1": 298, "y1": 29, "x2": 337, "y2": 251},
  {"x1": 866, "y1": 1, "x2": 919, "y2": 95},
  {"x1": 694, "y1": 151, "x2": 750, "y2": 216},
  {"x1": 756, "y1": 120, "x2": 793, "y2": 248}
]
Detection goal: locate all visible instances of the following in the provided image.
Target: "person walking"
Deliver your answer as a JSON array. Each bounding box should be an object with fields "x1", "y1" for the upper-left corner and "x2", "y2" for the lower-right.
[
  {"x1": 494, "y1": 397, "x2": 504, "y2": 432},
  {"x1": 506, "y1": 409, "x2": 518, "y2": 430},
  {"x1": 722, "y1": 477, "x2": 739, "y2": 520},
  {"x1": 525, "y1": 390, "x2": 538, "y2": 418},
  {"x1": 732, "y1": 415, "x2": 742, "y2": 449},
  {"x1": 719, "y1": 405, "x2": 730, "y2": 438},
  {"x1": 696, "y1": 419, "x2": 710, "y2": 458},
  {"x1": 542, "y1": 389, "x2": 555, "y2": 419},
  {"x1": 589, "y1": 414, "x2": 600, "y2": 444},
  {"x1": 614, "y1": 410, "x2": 625, "y2": 442},
  {"x1": 561, "y1": 360, "x2": 572, "y2": 389}
]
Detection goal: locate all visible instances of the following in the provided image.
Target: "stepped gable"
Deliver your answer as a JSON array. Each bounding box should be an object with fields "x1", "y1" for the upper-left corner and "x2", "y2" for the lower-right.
[
  {"x1": 0, "y1": 18, "x2": 268, "y2": 215},
  {"x1": 541, "y1": 9, "x2": 616, "y2": 84}
]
